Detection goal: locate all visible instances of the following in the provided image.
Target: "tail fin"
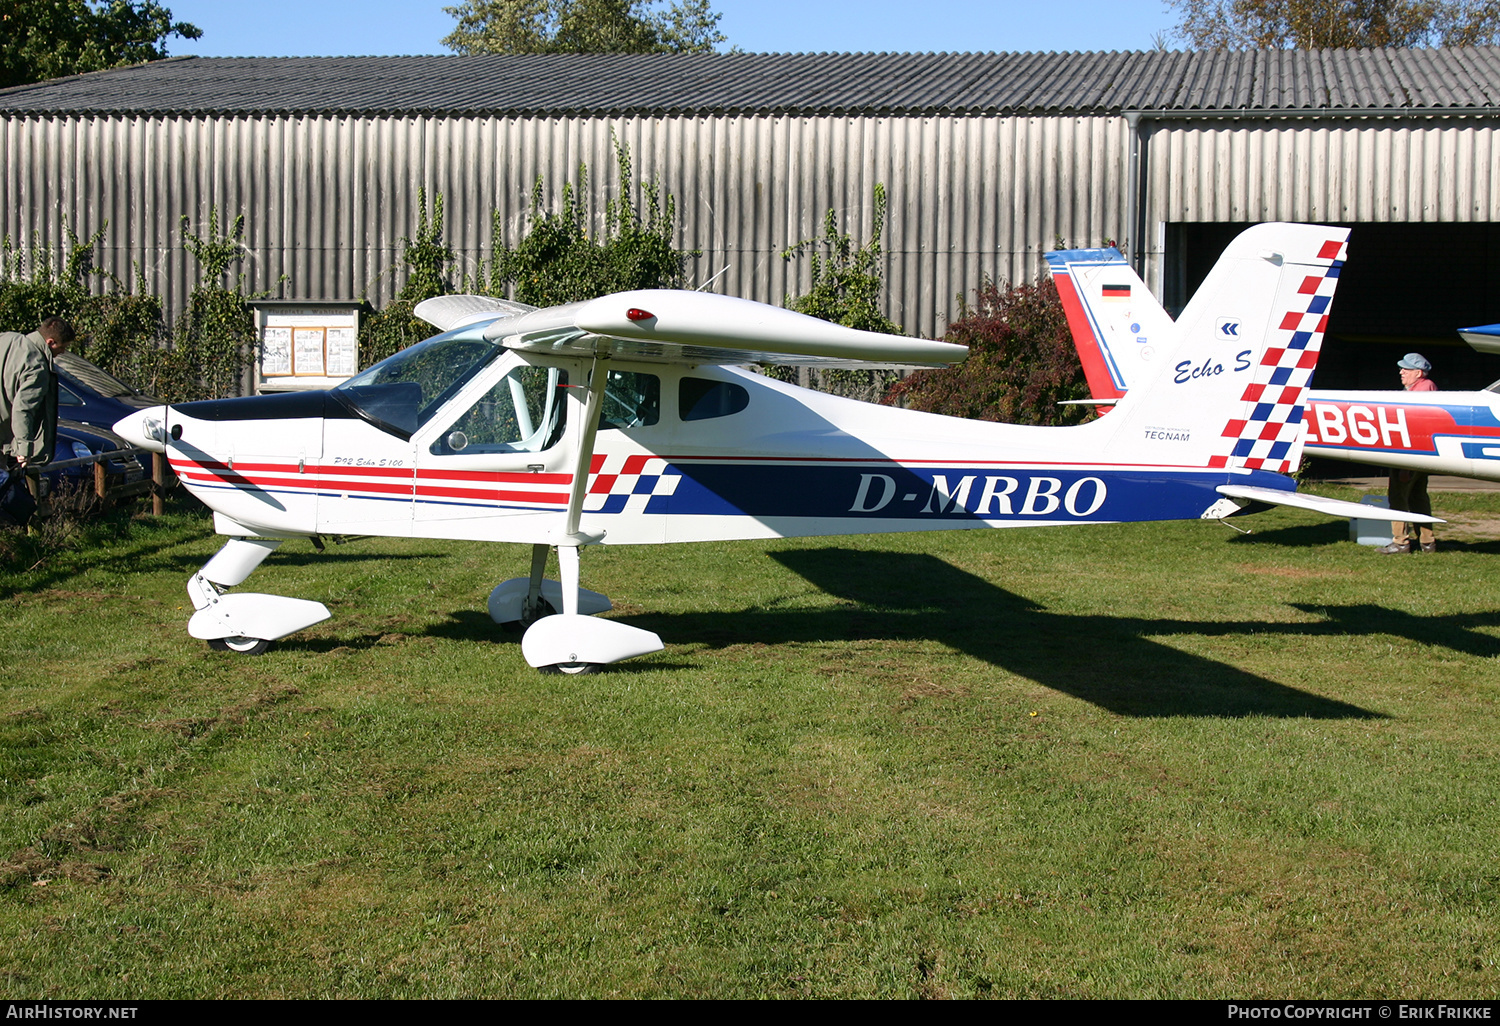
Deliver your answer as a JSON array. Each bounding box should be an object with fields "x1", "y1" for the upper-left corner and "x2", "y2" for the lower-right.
[
  {"x1": 1045, "y1": 246, "x2": 1172, "y2": 398},
  {"x1": 1096, "y1": 223, "x2": 1349, "y2": 476}
]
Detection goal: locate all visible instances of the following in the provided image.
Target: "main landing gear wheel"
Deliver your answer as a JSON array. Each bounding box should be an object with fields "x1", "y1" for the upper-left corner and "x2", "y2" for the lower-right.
[
  {"x1": 500, "y1": 598, "x2": 558, "y2": 634},
  {"x1": 208, "y1": 636, "x2": 272, "y2": 656},
  {"x1": 539, "y1": 661, "x2": 603, "y2": 675}
]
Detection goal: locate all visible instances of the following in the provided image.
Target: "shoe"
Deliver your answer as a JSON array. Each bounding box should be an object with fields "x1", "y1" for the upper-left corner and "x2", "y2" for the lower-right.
[
  {"x1": 1376, "y1": 541, "x2": 1411, "y2": 554},
  {"x1": 1421, "y1": 541, "x2": 1437, "y2": 553}
]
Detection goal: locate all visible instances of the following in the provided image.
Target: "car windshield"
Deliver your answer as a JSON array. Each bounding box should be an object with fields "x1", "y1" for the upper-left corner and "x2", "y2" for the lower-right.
[
  {"x1": 331, "y1": 329, "x2": 503, "y2": 439},
  {"x1": 56, "y1": 353, "x2": 147, "y2": 400}
]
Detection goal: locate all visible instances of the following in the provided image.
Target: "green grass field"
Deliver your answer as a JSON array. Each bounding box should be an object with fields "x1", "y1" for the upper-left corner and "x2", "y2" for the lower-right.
[{"x1": 3, "y1": 490, "x2": 1499, "y2": 998}]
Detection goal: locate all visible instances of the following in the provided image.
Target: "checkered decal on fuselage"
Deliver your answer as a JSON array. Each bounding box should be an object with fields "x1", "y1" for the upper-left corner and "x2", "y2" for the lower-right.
[
  {"x1": 583, "y1": 452, "x2": 682, "y2": 513},
  {"x1": 1209, "y1": 238, "x2": 1347, "y2": 474}
]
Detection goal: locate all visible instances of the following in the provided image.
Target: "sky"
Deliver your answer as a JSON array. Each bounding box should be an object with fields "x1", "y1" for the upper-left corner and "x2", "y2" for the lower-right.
[{"x1": 163, "y1": 1, "x2": 1183, "y2": 58}]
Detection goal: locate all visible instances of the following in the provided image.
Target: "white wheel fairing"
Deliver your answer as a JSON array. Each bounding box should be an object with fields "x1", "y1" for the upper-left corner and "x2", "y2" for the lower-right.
[{"x1": 520, "y1": 614, "x2": 662, "y2": 670}]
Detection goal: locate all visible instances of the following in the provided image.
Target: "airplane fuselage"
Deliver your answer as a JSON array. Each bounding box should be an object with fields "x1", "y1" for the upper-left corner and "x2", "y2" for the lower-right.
[
  {"x1": 161, "y1": 352, "x2": 1279, "y2": 547},
  {"x1": 1302, "y1": 390, "x2": 1500, "y2": 480}
]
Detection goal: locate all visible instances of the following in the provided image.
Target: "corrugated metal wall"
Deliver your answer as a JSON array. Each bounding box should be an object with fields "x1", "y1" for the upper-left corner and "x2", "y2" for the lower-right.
[
  {"x1": 1138, "y1": 116, "x2": 1500, "y2": 289},
  {"x1": 7, "y1": 111, "x2": 1497, "y2": 339},
  {"x1": 0, "y1": 113, "x2": 1130, "y2": 339}
]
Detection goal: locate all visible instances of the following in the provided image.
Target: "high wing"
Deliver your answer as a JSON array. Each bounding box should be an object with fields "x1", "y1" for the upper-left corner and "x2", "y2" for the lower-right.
[
  {"x1": 1459, "y1": 323, "x2": 1500, "y2": 356},
  {"x1": 417, "y1": 290, "x2": 970, "y2": 369}
]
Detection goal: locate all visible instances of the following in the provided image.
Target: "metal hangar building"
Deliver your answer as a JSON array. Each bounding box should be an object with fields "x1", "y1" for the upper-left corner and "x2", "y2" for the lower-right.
[{"x1": 2, "y1": 48, "x2": 1498, "y2": 387}]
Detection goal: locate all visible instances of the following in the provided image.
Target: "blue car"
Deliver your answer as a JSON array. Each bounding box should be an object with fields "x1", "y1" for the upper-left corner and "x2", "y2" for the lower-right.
[{"x1": 35, "y1": 419, "x2": 150, "y2": 504}]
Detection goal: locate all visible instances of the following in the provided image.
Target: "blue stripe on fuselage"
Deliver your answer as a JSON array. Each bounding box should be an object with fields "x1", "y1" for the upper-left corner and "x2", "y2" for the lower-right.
[{"x1": 639, "y1": 463, "x2": 1287, "y2": 523}]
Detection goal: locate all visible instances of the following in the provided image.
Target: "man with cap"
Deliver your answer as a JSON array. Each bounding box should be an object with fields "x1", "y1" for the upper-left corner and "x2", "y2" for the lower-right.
[
  {"x1": 0, "y1": 317, "x2": 73, "y2": 470},
  {"x1": 1378, "y1": 352, "x2": 1438, "y2": 554}
]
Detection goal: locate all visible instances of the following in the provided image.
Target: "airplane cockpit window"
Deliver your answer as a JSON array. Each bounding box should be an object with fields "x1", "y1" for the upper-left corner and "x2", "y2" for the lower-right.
[
  {"x1": 1486, "y1": 379, "x2": 1500, "y2": 394},
  {"x1": 680, "y1": 377, "x2": 750, "y2": 421},
  {"x1": 332, "y1": 333, "x2": 502, "y2": 440},
  {"x1": 429, "y1": 364, "x2": 569, "y2": 456},
  {"x1": 600, "y1": 371, "x2": 660, "y2": 430}
]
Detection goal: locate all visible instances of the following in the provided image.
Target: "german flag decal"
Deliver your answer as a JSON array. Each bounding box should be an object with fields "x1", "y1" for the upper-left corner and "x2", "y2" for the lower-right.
[{"x1": 1101, "y1": 284, "x2": 1131, "y2": 301}]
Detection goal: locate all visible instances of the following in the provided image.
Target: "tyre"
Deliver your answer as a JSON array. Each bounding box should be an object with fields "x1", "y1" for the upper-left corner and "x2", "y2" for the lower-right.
[
  {"x1": 501, "y1": 597, "x2": 558, "y2": 633},
  {"x1": 539, "y1": 662, "x2": 603, "y2": 675},
  {"x1": 208, "y1": 636, "x2": 271, "y2": 656}
]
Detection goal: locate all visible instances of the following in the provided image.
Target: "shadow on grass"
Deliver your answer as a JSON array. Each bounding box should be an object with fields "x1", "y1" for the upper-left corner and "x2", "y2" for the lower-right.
[
  {"x1": 1227, "y1": 522, "x2": 1349, "y2": 547},
  {"x1": 625, "y1": 548, "x2": 1395, "y2": 720},
  {"x1": 427, "y1": 610, "x2": 516, "y2": 644},
  {"x1": 1228, "y1": 521, "x2": 1500, "y2": 556}
]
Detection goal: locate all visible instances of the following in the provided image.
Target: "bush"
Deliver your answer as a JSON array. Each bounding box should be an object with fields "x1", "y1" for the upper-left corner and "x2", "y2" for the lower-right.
[
  {"x1": 883, "y1": 276, "x2": 1093, "y2": 427},
  {"x1": 171, "y1": 210, "x2": 257, "y2": 400},
  {"x1": 1, "y1": 212, "x2": 260, "y2": 402},
  {"x1": 481, "y1": 140, "x2": 686, "y2": 306}
]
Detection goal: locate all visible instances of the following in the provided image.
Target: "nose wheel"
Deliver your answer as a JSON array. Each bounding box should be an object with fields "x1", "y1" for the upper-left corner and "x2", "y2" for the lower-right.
[
  {"x1": 208, "y1": 636, "x2": 272, "y2": 656},
  {"x1": 539, "y1": 661, "x2": 603, "y2": 675}
]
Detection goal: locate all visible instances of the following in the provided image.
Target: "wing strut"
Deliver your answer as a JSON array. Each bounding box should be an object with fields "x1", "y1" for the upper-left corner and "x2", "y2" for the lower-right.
[{"x1": 564, "y1": 356, "x2": 610, "y2": 547}]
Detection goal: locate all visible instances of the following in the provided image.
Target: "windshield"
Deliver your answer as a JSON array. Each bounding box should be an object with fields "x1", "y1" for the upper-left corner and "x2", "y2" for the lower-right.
[
  {"x1": 332, "y1": 329, "x2": 502, "y2": 439},
  {"x1": 56, "y1": 353, "x2": 148, "y2": 400}
]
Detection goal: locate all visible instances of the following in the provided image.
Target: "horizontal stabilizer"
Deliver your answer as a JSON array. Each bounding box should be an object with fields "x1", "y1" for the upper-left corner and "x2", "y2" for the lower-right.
[
  {"x1": 1459, "y1": 323, "x2": 1500, "y2": 356},
  {"x1": 415, "y1": 294, "x2": 537, "y2": 332},
  {"x1": 1217, "y1": 485, "x2": 1445, "y2": 525},
  {"x1": 483, "y1": 289, "x2": 969, "y2": 368}
]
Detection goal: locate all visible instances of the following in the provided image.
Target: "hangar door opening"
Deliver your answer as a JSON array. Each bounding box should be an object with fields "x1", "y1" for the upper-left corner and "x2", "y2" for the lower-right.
[{"x1": 1164, "y1": 221, "x2": 1500, "y2": 391}]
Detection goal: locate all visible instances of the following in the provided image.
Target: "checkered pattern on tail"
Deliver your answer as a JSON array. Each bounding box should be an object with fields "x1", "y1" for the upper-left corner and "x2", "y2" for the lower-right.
[
  {"x1": 1208, "y1": 238, "x2": 1346, "y2": 474},
  {"x1": 582, "y1": 453, "x2": 682, "y2": 514}
]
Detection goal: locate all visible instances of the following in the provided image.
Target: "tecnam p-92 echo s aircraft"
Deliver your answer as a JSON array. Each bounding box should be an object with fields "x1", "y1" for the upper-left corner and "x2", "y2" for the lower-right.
[{"x1": 115, "y1": 222, "x2": 1433, "y2": 673}]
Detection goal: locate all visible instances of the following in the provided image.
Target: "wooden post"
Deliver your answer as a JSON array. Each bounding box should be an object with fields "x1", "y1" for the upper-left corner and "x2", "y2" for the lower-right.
[
  {"x1": 23, "y1": 469, "x2": 42, "y2": 530},
  {"x1": 94, "y1": 456, "x2": 107, "y2": 500},
  {"x1": 152, "y1": 452, "x2": 165, "y2": 515}
]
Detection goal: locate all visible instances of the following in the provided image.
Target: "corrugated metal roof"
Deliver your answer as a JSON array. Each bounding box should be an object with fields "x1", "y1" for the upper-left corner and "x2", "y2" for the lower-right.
[{"x1": 1, "y1": 49, "x2": 1499, "y2": 117}]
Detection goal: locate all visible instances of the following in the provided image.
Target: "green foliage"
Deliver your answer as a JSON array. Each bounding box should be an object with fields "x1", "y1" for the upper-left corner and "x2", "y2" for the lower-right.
[
  {"x1": 783, "y1": 185, "x2": 901, "y2": 337},
  {"x1": 883, "y1": 275, "x2": 1093, "y2": 427},
  {"x1": 170, "y1": 209, "x2": 255, "y2": 400},
  {"x1": 443, "y1": 0, "x2": 726, "y2": 54},
  {"x1": 359, "y1": 190, "x2": 456, "y2": 368},
  {"x1": 70, "y1": 283, "x2": 169, "y2": 397},
  {"x1": 1168, "y1": 0, "x2": 1500, "y2": 47},
  {"x1": 0, "y1": 226, "x2": 179, "y2": 397},
  {"x1": 481, "y1": 142, "x2": 687, "y2": 308},
  {"x1": 0, "y1": 0, "x2": 202, "y2": 89},
  {"x1": 777, "y1": 184, "x2": 903, "y2": 402},
  {"x1": 0, "y1": 222, "x2": 103, "y2": 331}
]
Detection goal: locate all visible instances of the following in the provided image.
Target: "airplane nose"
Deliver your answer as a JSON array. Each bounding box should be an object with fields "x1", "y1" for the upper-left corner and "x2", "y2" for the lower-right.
[{"x1": 114, "y1": 406, "x2": 169, "y2": 453}]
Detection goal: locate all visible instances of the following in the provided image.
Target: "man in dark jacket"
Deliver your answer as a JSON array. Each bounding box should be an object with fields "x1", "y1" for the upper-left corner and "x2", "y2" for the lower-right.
[{"x1": 0, "y1": 317, "x2": 74, "y2": 468}]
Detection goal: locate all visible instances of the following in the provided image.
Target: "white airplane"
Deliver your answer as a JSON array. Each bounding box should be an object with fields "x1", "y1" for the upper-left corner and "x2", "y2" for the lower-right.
[
  {"x1": 1047, "y1": 243, "x2": 1500, "y2": 481},
  {"x1": 114, "y1": 222, "x2": 1435, "y2": 673}
]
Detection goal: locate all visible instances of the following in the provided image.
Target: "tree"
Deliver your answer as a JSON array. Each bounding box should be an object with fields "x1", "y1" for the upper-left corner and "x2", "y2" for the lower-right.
[
  {"x1": 0, "y1": 1, "x2": 201, "y2": 89},
  {"x1": 882, "y1": 277, "x2": 1094, "y2": 428},
  {"x1": 1168, "y1": 0, "x2": 1500, "y2": 48},
  {"x1": 442, "y1": 0, "x2": 726, "y2": 54}
]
